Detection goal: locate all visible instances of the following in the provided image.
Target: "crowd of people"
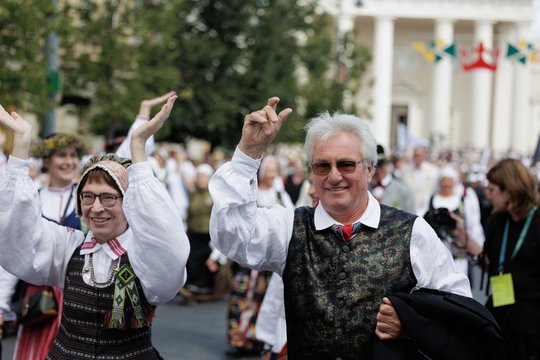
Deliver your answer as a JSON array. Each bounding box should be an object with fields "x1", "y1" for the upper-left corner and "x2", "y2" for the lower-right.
[{"x1": 0, "y1": 93, "x2": 538, "y2": 359}]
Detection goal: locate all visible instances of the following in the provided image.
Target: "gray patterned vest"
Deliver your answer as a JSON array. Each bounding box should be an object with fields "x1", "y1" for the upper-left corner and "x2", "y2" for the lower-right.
[
  {"x1": 283, "y1": 205, "x2": 417, "y2": 360},
  {"x1": 47, "y1": 247, "x2": 161, "y2": 360}
]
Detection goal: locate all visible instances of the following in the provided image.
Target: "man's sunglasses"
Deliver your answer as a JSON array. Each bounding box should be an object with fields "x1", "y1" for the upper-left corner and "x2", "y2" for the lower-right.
[{"x1": 311, "y1": 160, "x2": 367, "y2": 176}]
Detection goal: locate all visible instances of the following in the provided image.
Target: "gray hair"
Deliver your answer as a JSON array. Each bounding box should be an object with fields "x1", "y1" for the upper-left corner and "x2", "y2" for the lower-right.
[{"x1": 303, "y1": 111, "x2": 377, "y2": 166}]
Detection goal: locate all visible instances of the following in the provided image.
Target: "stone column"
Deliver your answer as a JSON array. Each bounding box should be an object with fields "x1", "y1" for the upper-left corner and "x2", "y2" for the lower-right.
[
  {"x1": 469, "y1": 20, "x2": 495, "y2": 150},
  {"x1": 430, "y1": 19, "x2": 455, "y2": 152},
  {"x1": 511, "y1": 22, "x2": 532, "y2": 154},
  {"x1": 372, "y1": 16, "x2": 395, "y2": 148},
  {"x1": 491, "y1": 24, "x2": 514, "y2": 152}
]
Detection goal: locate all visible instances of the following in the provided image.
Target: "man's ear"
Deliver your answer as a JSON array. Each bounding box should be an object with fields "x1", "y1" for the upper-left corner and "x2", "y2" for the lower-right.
[{"x1": 366, "y1": 161, "x2": 375, "y2": 178}]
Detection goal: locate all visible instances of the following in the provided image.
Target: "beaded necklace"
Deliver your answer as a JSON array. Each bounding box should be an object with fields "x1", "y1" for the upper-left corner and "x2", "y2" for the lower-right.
[{"x1": 87, "y1": 253, "x2": 120, "y2": 286}]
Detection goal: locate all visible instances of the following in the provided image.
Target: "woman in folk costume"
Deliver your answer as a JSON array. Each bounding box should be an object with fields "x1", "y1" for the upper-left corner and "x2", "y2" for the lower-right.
[
  {"x1": 0, "y1": 91, "x2": 175, "y2": 360},
  {"x1": 225, "y1": 155, "x2": 293, "y2": 358},
  {"x1": 0, "y1": 132, "x2": 87, "y2": 360},
  {"x1": 417, "y1": 165, "x2": 484, "y2": 275},
  {"x1": 0, "y1": 94, "x2": 190, "y2": 359}
]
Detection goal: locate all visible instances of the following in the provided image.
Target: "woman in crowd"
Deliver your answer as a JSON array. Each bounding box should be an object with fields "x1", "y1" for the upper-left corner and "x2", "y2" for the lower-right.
[
  {"x1": 180, "y1": 163, "x2": 221, "y2": 303},
  {"x1": 0, "y1": 94, "x2": 190, "y2": 359},
  {"x1": 283, "y1": 154, "x2": 309, "y2": 207},
  {"x1": 482, "y1": 158, "x2": 540, "y2": 360},
  {"x1": 418, "y1": 165, "x2": 484, "y2": 274}
]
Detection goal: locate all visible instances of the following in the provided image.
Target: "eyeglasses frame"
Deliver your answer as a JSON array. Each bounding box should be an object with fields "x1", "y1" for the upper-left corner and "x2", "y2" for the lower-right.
[
  {"x1": 310, "y1": 159, "x2": 370, "y2": 176},
  {"x1": 79, "y1": 192, "x2": 123, "y2": 208}
]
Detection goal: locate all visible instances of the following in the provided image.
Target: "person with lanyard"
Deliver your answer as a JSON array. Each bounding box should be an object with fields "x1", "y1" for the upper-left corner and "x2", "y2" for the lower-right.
[
  {"x1": 209, "y1": 97, "x2": 471, "y2": 359},
  {"x1": 482, "y1": 158, "x2": 540, "y2": 360},
  {"x1": 0, "y1": 94, "x2": 190, "y2": 359}
]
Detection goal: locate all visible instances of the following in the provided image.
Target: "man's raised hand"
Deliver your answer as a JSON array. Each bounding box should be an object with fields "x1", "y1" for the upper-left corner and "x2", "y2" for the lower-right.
[{"x1": 239, "y1": 96, "x2": 293, "y2": 159}]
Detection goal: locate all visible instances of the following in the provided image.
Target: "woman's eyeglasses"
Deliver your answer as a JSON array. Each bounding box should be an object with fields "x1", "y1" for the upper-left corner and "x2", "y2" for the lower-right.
[
  {"x1": 311, "y1": 160, "x2": 366, "y2": 176},
  {"x1": 80, "y1": 192, "x2": 123, "y2": 207}
]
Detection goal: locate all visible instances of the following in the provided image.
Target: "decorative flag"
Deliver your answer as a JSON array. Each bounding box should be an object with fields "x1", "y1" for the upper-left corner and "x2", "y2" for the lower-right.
[
  {"x1": 460, "y1": 42, "x2": 498, "y2": 72},
  {"x1": 411, "y1": 39, "x2": 457, "y2": 63},
  {"x1": 506, "y1": 41, "x2": 539, "y2": 64}
]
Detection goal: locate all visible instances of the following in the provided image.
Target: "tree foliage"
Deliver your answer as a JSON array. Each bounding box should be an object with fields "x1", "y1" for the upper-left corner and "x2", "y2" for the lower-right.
[
  {"x1": 4, "y1": 0, "x2": 372, "y2": 150},
  {"x1": 0, "y1": 1, "x2": 53, "y2": 114}
]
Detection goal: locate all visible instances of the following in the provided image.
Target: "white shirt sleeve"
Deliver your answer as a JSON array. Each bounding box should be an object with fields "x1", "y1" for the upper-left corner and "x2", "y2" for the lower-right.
[
  {"x1": 209, "y1": 148, "x2": 295, "y2": 275},
  {"x1": 0, "y1": 156, "x2": 84, "y2": 288},
  {"x1": 410, "y1": 217, "x2": 472, "y2": 297},
  {"x1": 123, "y1": 161, "x2": 190, "y2": 305}
]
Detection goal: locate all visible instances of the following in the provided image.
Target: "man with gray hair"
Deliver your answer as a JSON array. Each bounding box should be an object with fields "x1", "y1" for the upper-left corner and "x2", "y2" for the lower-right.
[{"x1": 209, "y1": 97, "x2": 471, "y2": 359}]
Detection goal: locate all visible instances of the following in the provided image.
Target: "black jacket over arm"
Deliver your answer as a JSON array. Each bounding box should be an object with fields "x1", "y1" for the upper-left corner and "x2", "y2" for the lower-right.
[{"x1": 373, "y1": 288, "x2": 505, "y2": 360}]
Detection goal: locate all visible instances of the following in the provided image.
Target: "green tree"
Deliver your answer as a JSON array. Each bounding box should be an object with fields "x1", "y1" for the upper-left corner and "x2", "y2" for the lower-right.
[
  {"x1": 59, "y1": 0, "x2": 371, "y2": 149},
  {"x1": 59, "y1": 0, "x2": 140, "y2": 137},
  {"x1": 160, "y1": 0, "x2": 371, "y2": 148},
  {"x1": 0, "y1": 1, "x2": 52, "y2": 113},
  {"x1": 60, "y1": 0, "x2": 185, "y2": 141}
]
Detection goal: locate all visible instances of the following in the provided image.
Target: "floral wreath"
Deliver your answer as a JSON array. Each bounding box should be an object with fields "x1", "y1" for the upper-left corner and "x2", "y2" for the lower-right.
[{"x1": 30, "y1": 133, "x2": 88, "y2": 159}]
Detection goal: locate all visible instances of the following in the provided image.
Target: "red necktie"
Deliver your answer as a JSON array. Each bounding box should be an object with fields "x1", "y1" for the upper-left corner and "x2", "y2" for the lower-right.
[{"x1": 343, "y1": 223, "x2": 353, "y2": 243}]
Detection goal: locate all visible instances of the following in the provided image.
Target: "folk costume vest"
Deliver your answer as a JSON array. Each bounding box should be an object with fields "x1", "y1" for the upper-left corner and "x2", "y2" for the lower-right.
[
  {"x1": 47, "y1": 246, "x2": 161, "y2": 360},
  {"x1": 283, "y1": 205, "x2": 417, "y2": 360}
]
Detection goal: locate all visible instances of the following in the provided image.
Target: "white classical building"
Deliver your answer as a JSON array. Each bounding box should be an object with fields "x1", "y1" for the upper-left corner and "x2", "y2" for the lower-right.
[{"x1": 320, "y1": 0, "x2": 540, "y2": 156}]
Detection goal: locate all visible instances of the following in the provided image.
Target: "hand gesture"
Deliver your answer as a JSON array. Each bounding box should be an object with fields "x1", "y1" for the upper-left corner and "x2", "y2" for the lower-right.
[
  {"x1": 238, "y1": 97, "x2": 293, "y2": 159},
  {"x1": 0, "y1": 105, "x2": 32, "y2": 159},
  {"x1": 130, "y1": 94, "x2": 177, "y2": 163},
  {"x1": 139, "y1": 91, "x2": 177, "y2": 118},
  {"x1": 375, "y1": 297, "x2": 402, "y2": 340}
]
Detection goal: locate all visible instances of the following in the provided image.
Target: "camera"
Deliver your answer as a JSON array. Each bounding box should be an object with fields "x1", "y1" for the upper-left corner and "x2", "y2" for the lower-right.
[{"x1": 423, "y1": 207, "x2": 457, "y2": 239}]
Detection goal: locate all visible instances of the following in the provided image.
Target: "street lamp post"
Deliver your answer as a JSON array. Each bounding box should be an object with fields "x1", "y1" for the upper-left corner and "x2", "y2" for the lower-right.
[{"x1": 42, "y1": 0, "x2": 60, "y2": 138}]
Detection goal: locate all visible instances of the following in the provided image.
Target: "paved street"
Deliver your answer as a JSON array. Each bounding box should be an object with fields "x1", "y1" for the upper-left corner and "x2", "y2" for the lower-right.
[{"x1": 1, "y1": 296, "x2": 259, "y2": 360}]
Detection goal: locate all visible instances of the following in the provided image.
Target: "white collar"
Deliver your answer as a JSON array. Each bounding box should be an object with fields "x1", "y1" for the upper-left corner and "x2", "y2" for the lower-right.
[
  {"x1": 313, "y1": 192, "x2": 381, "y2": 230},
  {"x1": 80, "y1": 229, "x2": 130, "y2": 260}
]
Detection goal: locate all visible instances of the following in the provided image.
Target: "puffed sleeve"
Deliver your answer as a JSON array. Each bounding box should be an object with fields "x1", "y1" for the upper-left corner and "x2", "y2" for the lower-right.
[
  {"x1": 0, "y1": 157, "x2": 84, "y2": 287},
  {"x1": 123, "y1": 161, "x2": 190, "y2": 305},
  {"x1": 209, "y1": 148, "x2": 294, "y2": 275}
]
